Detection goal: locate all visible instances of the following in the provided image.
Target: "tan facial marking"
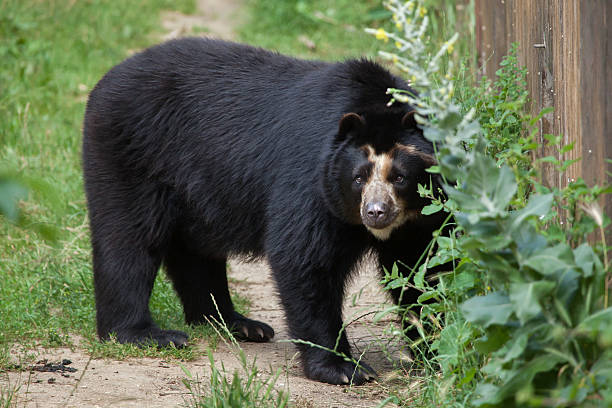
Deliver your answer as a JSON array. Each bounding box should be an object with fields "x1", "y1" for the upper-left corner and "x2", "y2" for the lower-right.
[
  {"x1": 362, "y1": 145, "x2": 394, "y2": 203},
  {"x1": 393, "y1": 143, "x2": 437, "y2": 166},
  {"x1": 393, "y1": 144, "x2": 417, "y2": 154},
  {"x1": 358, "y1": 144, "x2": 432, "y2": 240},
  {"x1": 360, "y1": 145, "x2": 403, "y2": 240}
]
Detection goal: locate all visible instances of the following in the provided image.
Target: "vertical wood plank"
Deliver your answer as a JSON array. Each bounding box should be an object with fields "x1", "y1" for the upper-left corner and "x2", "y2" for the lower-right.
[
  {"x1": 474, "y1": 0, "x2": 611, "y2": 235},
  {"x1": 558, "y1": 1, "x2": 582, "y2": 193},
  {"x1": 579, "y1": 0, "x2": 611, "y2": 245},
  {"x1": 475, "y1": 0, "x2": 494, "y2": 76},
  {"x1": 580, "y1": 0, "x2": 606, "y2": 186}
]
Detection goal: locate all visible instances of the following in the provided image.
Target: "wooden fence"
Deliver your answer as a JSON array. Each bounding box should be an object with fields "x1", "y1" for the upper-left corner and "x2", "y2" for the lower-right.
[{"x1": 475, "y1": 0, "x2": 610, "y2": 240}]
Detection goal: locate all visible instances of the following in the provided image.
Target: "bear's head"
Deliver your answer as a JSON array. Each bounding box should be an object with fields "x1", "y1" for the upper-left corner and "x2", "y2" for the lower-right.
[{"x1": 321, "y1": 109, "x2": 440, "y2": 240}]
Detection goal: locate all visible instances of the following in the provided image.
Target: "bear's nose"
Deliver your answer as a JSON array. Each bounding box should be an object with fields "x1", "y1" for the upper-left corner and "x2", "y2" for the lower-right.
[{"x1": 366, "y1": 202, "x2": 388, "y2": 220}]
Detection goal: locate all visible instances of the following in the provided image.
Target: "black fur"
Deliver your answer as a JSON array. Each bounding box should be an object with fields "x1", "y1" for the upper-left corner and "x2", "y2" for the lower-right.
[{"x1": 82, "y1": 38, "x2": 445, "y2": 385}]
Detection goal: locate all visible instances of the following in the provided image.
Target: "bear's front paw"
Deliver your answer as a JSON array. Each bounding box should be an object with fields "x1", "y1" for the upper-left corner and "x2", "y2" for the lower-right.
[
  {"x1": 227, "y1": 312, "x2": 274, "y2": 342},
  {"x1": 114, "y1": 327, "x2": 189, "y2": 348},
  {"x1": 305, "y1": 357, "x2": 377, "y2": 385}
]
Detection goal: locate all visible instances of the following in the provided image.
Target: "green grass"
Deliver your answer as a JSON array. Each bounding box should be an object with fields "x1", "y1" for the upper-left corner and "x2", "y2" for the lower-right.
[
  {"x1": 182, "y1": 321, "x2": 289, "y2": 408},
  {"x1": 0, "y1": 377, "x2": 19, "y2": 408},
  {"x1": 0, "y1": 0, "x2": 220, "y2": 367},
  {"x1": 182, "y1": 350, "x2": 289, "y2": 408},
  {"x1": 238, "y1": 0, "x2": 387, "y2": 59}
]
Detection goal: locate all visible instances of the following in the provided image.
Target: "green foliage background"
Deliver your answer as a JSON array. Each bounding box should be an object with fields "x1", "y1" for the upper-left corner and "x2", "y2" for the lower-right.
[
  {"x1": 370, "y1": 1, "x2": 611, "y2": 406},
  {"x1": 0, "y1": 0, "x2": 204, "y2": 364}
]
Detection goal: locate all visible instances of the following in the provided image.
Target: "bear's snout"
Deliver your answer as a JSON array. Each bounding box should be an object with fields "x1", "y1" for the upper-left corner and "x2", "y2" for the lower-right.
[{"x1": 363, "y1": 201, "x2": 394, "y2": 228}]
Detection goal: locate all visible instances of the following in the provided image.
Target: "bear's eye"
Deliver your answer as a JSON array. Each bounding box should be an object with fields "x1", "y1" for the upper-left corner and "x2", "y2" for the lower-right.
[
  {"x1": 354, "y1": 175, "x2": 364, "y2": 185},
  {"x1": 393, "y1": 175, "x2": 406, "y2": 184}
]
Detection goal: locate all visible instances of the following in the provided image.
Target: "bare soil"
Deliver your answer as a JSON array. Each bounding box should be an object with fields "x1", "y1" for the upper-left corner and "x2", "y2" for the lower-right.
[
  {"x1": 2, "y1": 2, "x2": 408, "y2": 406},
  {"x1": 4, "y1": 261, "x2": 404, "y2": 407}
]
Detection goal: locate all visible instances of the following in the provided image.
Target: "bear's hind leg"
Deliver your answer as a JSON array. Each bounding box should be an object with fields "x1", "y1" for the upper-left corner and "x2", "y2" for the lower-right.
[
  {"x1": 92, "y1": 239, "x2": 188, "y2": 348},
  {"x1": 163, "y1": 245, "x2": 274, "y2": 342}
]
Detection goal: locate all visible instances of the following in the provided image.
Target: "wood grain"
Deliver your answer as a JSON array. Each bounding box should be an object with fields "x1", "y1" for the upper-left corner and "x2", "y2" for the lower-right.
[{"x1": 475, "y1": 0, "x2": 611, "y2": 243}]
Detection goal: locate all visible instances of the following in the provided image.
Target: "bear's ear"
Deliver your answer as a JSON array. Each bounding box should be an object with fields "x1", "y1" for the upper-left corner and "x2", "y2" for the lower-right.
[
  {"x1": 337, "y1": 113, "x2": 365, "y2": 140},
  {"x1": 401, "y1": 110, "x2": 418, "y2": 129}
]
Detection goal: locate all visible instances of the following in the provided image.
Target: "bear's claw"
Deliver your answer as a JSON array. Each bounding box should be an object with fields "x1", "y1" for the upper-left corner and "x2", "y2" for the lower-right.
[
  {"x1": 228, "y1": 312, "x2": 274, "y2": 342},
  {"x1": 306, "y1": 359, "x2": 378, "y2": 385}
]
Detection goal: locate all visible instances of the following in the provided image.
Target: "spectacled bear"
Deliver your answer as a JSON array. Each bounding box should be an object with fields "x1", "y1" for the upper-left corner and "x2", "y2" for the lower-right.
[{"x1": 82, "y1": 38, "x2": 446, "y2": 385}]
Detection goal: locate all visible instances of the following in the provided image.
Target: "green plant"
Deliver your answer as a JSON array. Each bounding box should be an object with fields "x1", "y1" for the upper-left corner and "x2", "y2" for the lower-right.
[
  {"x1": 182, "y1": 350, "x2": 288, "y2": 408},
  {"x1": 368, "y1": 1, "x2": 611, "y2": 406},
  {"x1": 182, "y1": 308, "x2": 288, "y2": 408},
  {"x1": 0, "y1": 379, "x2": 19, "y2": 408}
]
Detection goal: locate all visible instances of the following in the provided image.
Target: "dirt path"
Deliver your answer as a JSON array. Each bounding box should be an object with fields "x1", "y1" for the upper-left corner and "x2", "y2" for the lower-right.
[
  {"x1": 4, "y1": 260, "x2": 400, "y2": 407},
  {"x1": 2, "y1": 2, "x2": 406, "y2": 406}
]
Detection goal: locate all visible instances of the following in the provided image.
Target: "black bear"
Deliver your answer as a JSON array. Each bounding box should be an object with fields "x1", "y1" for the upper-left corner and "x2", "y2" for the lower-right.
[{"x1": 82, "y1": 38, "x2": 445, "y2": 385}]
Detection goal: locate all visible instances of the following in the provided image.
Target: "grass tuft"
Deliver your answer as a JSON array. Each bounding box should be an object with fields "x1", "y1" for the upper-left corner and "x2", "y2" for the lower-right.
[{"x1": 0, "y1": 0, "x2": 206, "y2": 367}]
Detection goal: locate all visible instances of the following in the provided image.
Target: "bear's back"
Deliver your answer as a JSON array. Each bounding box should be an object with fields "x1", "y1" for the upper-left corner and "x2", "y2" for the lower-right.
[{"x1": 82, "y1": 39, "x2": 411, "y2": 256}]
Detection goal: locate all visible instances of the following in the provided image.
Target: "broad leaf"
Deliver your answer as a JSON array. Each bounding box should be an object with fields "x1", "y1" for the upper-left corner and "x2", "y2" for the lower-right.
[
  {"x1": 417, "y1": 291, "x2": 438, "y2": 303},
  {"x1": 461, "y1": 292, "x2": 513, "y2": 327},
  {"x1": 436, "y1": 322, "x2": 472, "y2": 374},
  {"x1": 474, "y1": 326, "x2": 510, "y2": 354},
  {"x1": 495, "y1": 332, "x2": 528, "y2": 364},
  {"x1": 513, "y1": 222, "x2": 548, "y2": 261},
  {"x1": 421, "y1": 203, "x2": 442, "y2": 215},
  {"x1": 573, "y1": 243, "x2": 604, "y2": 277},
  {"x1": 413, "y1": 263, "x2": 427, "y2": 289},
  {"x1": 522, "y1": 243, "x2": 575, "y2": 276},
  {"x1": 445, "y1": 187, "x2": 486, "y2": 214},
  {"x1": 555, "y1": 268, "x2": 580, "y2": 308},
  {"x1": 509, "y1": 281, "x2": 556, "y2": 324},
  {"x1": 576, "y1": 307, "x2": 612, "y2": 335},
  {"x1": 508, "y1": 193, "x2": 554, "y2": 232},
  {"x1": 446, "y1": 155, "x2": 517, "y2": 219},
  {"x1": 477, "y1": 354, "x2": 564, "y2": 406},
  {"x1": 462, "y1": 154, "x2": 517, "y2": 215},
  {"x1": 472, "y1": 383, "x2": 502, "y2": 406},
  {"x1": 438, "y1": 105, "x2": 463, "y2": 129},
  {"x1": 447, "y1": 266, "x2": 479, "y2": 292}
]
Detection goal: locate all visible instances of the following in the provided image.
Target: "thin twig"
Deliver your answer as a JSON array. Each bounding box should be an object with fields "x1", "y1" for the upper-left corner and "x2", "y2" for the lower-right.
[{"x1": 69, "y1": 353, "x2": 92, "y2": 398}]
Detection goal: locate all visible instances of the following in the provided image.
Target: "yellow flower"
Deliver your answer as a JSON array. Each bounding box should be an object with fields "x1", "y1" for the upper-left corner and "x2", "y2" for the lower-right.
[
  {"x1": 396, "y1": 21, "x2": 402, "y2": 29},
  {"x1": 410, "y1": 75, "x2": 416, "y2": 83},
  {"x1": 418, "y1": 6, "x2": 427, "y2": 17},
  {"x1": 407, "y1": 1, "x2": 414, "y2": 12},
  {"x1": 395, "y1": 41, "x2": 402, "y2": 49},
  {"x1": 392, "y1": 55, "x2": 399, "y2": 63},
  {"x1": 375, "y1": 28, "x2": 389, "y2": 42},
  {"x1": 447, "y1": 43, "x2": 454, "y2": 54}
]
